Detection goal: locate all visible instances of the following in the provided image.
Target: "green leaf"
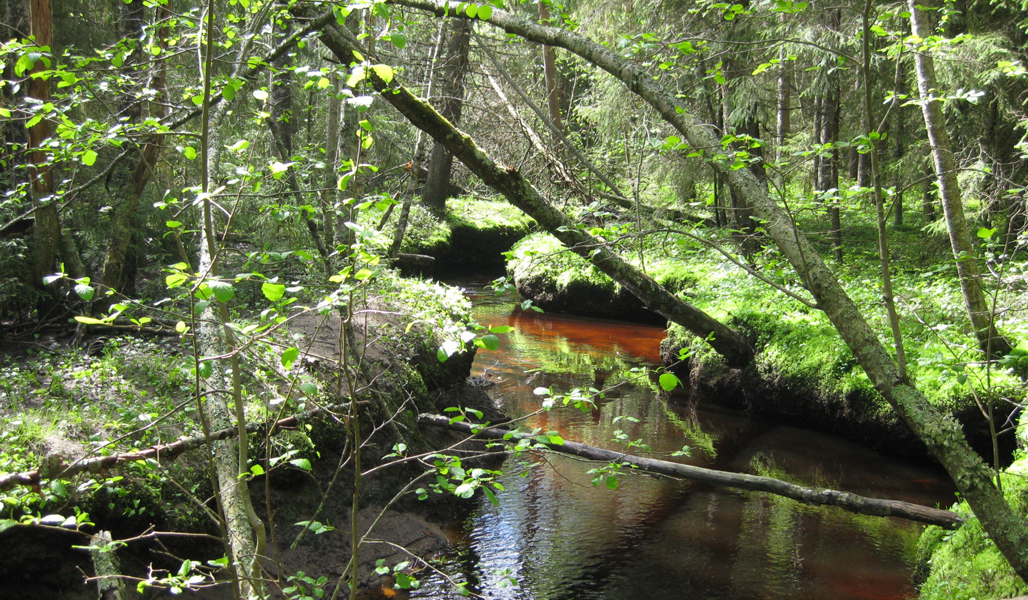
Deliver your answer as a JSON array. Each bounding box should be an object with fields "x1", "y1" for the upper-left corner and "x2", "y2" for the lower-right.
[
  {"x1": 658, "y1": 372, "x2": 682, "y2": 391},
  {"x1": 977, "y1": 227, "x2": 997, "y2": 240},
  {"x1": 74, "y1": 316, "x2": 105, "y2": 325},
  {"x1": 281, "y1": 346, "x2": 300, "y2": 370},
  {"x1": 221, "y1": 85, "x2": 235, "y2": 101},
  {"x1": 81, "y1": 150, "x2": 98, "y2": 166},
  {"x1": 370, "y1": 64, "x2": 394, "y2": 84},
  {"x1": 483, "y1": 487, "x2": 499, "y2": 506},
  {"x1": 466, "y1": 3, "x2": 478, "y2": 17},
  {"x1": 300, "y1": 382, "x2": 318, "y2": 395},
  {"x1": 289, "y1": 458, "x2": 312, "y2": 471},
  {"x1": 605, "y1": 475, "x2": 619, "y2": 490},
  {"x1": 183, "y1": 146, "x2": 197, "y2": 160},
  {"x1": 208, "y1": 280, "x2": 235, "y2": 302},
  {"x1": 0, "y1": 108, "x2": 10, "y2": 118},
  {"x1": 354, "y1": 268, "x2": 373, "y2": 281},
  {"x1": 73, "y1": 283, "x2": 95, "y2": 301},
  {"x1": 261, "y1": 282, "x2": 286, "y2": 301},
  {"x1": 166, "y1": 272, "x2": 189, "y2": 288},
  {"x1": 478, "y1": 4, "x2": 492, "y2": 18},
  {"x1": 252, "y1": 89, "x2": 268, "y2": 101},
  {"x1": 480, "y1": 334, "x2": 500, "y2": 351},
  {"x1": 26, "y1": 114, "x2": 42, "y2": 129},
  {"x1": 389, "y1": 32, "x2": 407, "y2": 49},
  {"x1": 250, "y1": 464, "x2": 264, "y2": 476},
  {"x1": 489, "y1": 325, "x2": 513, "y2": 334},
  {"x1": 175, "y1": 321, "x2": 188, "y2": 333}
]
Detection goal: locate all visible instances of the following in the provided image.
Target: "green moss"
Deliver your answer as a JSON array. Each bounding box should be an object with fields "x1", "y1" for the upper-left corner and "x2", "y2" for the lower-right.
[
  {"x1": 446, "y1": 196, "x2": 535, "y2": 234},
  {"x1": 917, "y1": 459, "x2": 1028, "y2": 600}
]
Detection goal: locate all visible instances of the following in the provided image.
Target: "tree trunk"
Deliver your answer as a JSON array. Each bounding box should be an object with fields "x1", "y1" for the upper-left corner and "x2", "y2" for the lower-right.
[
  {"x1": 892, "y1": 83, "x2": 906, "y2": 228},
  {"x1": 196, "y1": 6, "x2": 264, "y2": 596},
  {"x1": 267, "y1": 13, "x2": 331, "y2": 268},
  {"x1": 318, "y1": 22, "x2": 756, "y2": 367},
  {"x1": 27, "y1": 0, "x2": 59, "y2": 300},
  {"x1": 908, "y1": 0, "x2": 1013, "y2": 358},
  {"x1": 97, "y1": 0, "x2": 169, "y2": 310},
  {"x1": 775, "y1": 40, "x2": 790, "y2": 164},
  {"x1": 422, "y1": 18, "x2": 472, "y2": 211},
  {"x1": 818, "y1": 86, "x2": 843, "y2": 261},
  {"x1": 420, "y1": 414, "x2": 963, "y2": 528},
  {"x1": 538, "y1": 1, "x2": 564, "y2": 141},
  {"x1": 363, "y1": 3, "x2": 1028, "y2": 582}
]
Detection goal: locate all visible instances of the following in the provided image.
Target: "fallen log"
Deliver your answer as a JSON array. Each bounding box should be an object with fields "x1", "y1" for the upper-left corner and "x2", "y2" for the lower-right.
[
  {"x1": 417, "y1": 413, "x2": 964, "y2": 529},
  {"x1": 0, "y1": 402, "x2": 354, "y2": 493}
]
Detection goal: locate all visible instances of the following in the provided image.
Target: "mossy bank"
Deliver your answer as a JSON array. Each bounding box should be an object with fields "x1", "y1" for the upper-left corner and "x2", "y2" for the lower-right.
[
  {"x1": 377, "y1": 195, "x2": 536, "y2": 274},
  {"x1": 507, "y1": 230, "x2": 1027, "y2": 460}
]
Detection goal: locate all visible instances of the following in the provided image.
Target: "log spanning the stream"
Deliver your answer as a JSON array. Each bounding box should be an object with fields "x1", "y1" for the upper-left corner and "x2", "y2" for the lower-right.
[{"x1": 417, "y1": 413, "x2": 964, "y2": 530}]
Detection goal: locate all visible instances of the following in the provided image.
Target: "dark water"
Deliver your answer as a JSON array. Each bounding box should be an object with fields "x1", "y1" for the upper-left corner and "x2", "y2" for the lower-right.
[{"x1": 415, "y1": 281, "x2": 955, "y2": 600}]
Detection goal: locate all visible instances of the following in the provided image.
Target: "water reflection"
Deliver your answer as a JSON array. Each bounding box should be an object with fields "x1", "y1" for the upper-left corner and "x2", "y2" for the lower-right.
[{"x1": 415, "y1": 280, "x2": 954, "y2": 600}]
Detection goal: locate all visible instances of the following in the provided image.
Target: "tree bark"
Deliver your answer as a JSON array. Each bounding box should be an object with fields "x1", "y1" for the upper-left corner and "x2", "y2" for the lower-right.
[
  {"x1": 196, "y1": 4, "x2": 264, "y2": 595},
  {"x1": 538, "y1": 1, "x2": 564, "y2": 143},
  {"x1": 26, "y1": 0, "x2": 59, "y2": 299},
  {"x1": 372, "y1": 2, "x2": 1028, "y2": 582},
  {"x1": 908, "y1": 0, "x2": 1012, "y2": 357},
  {"x1": 419, "y1": 414, "x2": 964, "y2": 529},
  {"x1": 422, "y1": 18, "x2": 472, "y2": 211}
]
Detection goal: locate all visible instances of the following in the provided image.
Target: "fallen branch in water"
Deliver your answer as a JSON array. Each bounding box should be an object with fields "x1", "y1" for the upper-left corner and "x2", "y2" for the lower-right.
[{"x1": 417, "y1": 413, "x2": 964, "y2": 530}]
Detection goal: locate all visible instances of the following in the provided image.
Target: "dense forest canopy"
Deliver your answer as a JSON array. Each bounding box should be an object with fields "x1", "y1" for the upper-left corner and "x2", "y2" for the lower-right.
[{"x1": 3, "y1": 0, "x2": 1028, "y2": 596}]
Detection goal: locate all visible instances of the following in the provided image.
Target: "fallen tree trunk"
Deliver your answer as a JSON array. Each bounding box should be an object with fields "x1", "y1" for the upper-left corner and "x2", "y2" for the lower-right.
[
  {"x1": 418, "y1": 413, "x2": 964, "y2": 529},
  {"x1": 315, "y1": 21, "x2": 755, "y2": 368},
  {"x1": 0, "y1": 403, "x2": 351, "y2": 493}
]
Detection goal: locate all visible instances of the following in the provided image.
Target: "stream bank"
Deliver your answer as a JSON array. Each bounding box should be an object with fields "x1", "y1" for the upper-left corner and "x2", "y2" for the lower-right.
[
  {"x1": 0, "y1": 271, "x2": 499, "y2": 599},
  {"x1": 505, "y1": 231, "x2": 1022, "y2": 462}
]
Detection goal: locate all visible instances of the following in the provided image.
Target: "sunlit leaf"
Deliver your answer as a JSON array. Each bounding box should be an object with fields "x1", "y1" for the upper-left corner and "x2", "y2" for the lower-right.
[
  {"x1": 281, "y1": 346, "x2": 300, "y2": 370},
  {"x1": 480, "y1": 334, "x2": 499, "y2": 351},
  {"x1": 208, "y1": 280, "x2": 235, "y2": 302},
  {"x1": 74, "y1": 283, "x2": 95, "y2": 301},
  {"x1": 658, "y1": 372, "x2": 682, "y2": 391},
  {"x1": 261, "y1": 282, "x2": 286, "y2": 301}
]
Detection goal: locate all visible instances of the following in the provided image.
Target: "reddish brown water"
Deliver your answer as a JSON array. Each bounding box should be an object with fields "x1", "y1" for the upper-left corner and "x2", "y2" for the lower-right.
[{"x1": 414, "y1": 281, "x2": 955, "y2": 600}]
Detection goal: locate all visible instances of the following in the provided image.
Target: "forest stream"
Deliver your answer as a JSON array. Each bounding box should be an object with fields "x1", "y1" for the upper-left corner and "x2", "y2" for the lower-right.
[{"x1": 413, "y1": 279, "x2": 958, "y2": 600}]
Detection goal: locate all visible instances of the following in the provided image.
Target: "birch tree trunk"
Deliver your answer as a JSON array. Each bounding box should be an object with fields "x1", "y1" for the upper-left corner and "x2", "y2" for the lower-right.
[{"x1": 907, "y1": 0, "x2": 1012, "y2": 358}]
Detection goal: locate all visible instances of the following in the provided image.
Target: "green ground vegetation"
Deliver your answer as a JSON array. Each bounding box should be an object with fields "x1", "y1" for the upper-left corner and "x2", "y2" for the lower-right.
[
  {"x1": 506, "y1": 202, "x2": 1028, "y2": 437},
  {"x1": 916, "y1": 458, "x2": 1028, "y2": 600},
  {"x1": 0, "y1": 272, "x2": 476, "y2": 527}
]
